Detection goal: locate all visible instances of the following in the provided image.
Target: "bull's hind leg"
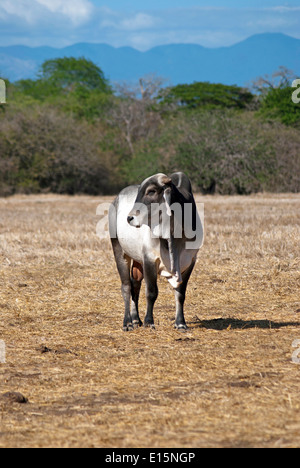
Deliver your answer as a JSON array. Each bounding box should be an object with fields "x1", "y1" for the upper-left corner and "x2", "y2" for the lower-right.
[
  {"x1": 111, "y1": 238, "x2": 133, "y2": 331},
  {"x1": 131, "y1": 262, "x2": 143, "y2": 328}
]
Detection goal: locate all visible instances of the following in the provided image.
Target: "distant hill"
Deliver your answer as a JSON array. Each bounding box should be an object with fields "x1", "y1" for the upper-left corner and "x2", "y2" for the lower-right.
[{"x1": 0, "y1": 33, "x2": 299, "y2": 86}]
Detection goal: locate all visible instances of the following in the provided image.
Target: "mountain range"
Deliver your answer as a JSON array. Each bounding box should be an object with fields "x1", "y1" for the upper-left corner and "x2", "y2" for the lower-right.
[{"x1": 0, "y1": 33, "x2": 300, "y2": 86}]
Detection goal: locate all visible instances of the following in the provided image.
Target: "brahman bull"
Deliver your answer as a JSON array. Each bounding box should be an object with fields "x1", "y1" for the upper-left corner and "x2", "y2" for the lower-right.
[{"x1": 109, "y1": 172, "x2": 203, "y2": 331}]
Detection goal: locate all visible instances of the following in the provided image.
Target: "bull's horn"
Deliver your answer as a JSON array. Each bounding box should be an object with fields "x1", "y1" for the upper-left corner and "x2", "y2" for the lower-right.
[{"x1": 157, "y1": 174, "x2": 172, "y2": 186}]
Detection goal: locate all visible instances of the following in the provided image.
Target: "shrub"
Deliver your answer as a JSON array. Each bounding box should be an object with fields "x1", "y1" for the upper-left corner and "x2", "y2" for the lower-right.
[
  {"x1": 0, "y1": 104, "x2": 111, "y2": 196},
  {"x1": 171, "y1": 110, "x2": 300, "y2": 194},
  {"x1": 258, "y1": 86, "x2": 300, "y2": 126},
  {"x1": 120, "y1": 109, "x2": 300, "y2": 194},
  {"x1": 172, "y1": 111, "x2": 277, "y2": 194}
]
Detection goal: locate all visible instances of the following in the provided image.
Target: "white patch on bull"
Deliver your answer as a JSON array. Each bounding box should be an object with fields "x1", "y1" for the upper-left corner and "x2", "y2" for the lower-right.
[
  {"x1": 128, "y1": 216, "x2": 141, "y2": 228},
  {"x1": 159, "y1": 249, "x2": 197, "y2": 289},
  {"x1": 117, "y1": 190, "x2": 160, "y2": 264},
  {"x1": 168, "y1": 275, "x2": 183, "y2": 289},
  {"x1": 159, "y1": 268, "x2": 183, "y2": 289},
  {"x1": 152, "y1": 224, "x2": 160, "y2": 238}
]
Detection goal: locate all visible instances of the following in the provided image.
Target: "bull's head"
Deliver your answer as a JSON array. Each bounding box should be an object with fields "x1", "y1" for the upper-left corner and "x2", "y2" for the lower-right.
[{"x1": 127, "y1": 173, "x2": 174, "y2": 233}]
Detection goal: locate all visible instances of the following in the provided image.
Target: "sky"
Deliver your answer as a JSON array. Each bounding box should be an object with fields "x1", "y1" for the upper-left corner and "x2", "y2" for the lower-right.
[{"x1": 0, "y1": 0, "x2": 300, "y2": 50}]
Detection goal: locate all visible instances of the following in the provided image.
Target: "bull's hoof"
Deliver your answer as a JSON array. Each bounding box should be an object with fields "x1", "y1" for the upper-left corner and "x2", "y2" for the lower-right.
[
  {"x1": 123, "y1": 323, "x2": 134, "y2": 332},
  {"x1": 144, "y1": 322, "x2": 156, "y2": 330},
  {"x1": 175, "y1": 323, "x2": 188, "y2": 332},
  {"x1": 133, "y1": 320, "x2": 143, "y2": 329}
]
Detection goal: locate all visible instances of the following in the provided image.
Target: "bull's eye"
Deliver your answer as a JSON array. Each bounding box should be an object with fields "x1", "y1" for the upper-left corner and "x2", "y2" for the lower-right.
[{"x1": 146, "y1": 189, "x2": 156, "y2": 197}]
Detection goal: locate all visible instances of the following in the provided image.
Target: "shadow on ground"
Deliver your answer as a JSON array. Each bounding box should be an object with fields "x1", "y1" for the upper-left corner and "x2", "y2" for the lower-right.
[{"x1": 190, "y1": 317, "x2": 300, "y2": 330}]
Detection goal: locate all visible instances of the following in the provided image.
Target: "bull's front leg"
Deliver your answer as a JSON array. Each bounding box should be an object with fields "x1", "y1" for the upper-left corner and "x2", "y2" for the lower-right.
[
  {"x1": 143, "y1": 257, "x2": 158, "y2": 329},
  {"x1": 174, "y1": 259, "x2": 196, "y2": 331}
]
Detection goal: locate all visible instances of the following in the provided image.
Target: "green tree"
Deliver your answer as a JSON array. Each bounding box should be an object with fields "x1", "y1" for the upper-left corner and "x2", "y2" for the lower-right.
[
  {"x1": 252, "y1": 67, "x2": 300, "y2": 126},
  {"x1": 13, "y1": 57, "x2": 112, "y2": 120},
  {"x1": 14, "y1": 78, "x2": 58, "y2": 101},
  {"x1": 259, "y1": 86, "x2": 300, "y2": 126},
  {"x1": 39, "y1": 57, "x2": 111, "y2": 93},
  {"x1": 161, "y1": 82, "x2": 254, "y2": 110}
]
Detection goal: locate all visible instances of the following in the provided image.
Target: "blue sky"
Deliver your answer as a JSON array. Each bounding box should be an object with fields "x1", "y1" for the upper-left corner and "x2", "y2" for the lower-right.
[{"x1": 0, "y1": 1, "x2": 300, "y2": 50}]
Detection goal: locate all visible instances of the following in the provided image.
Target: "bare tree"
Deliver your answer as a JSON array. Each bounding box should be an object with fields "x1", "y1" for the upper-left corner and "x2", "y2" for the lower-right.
[
  {"x1": 249, "y1": 66, "x2": 297, "y2": 96},
  {"x1": 108, "y1": 75, "x2": 167, "y2": 154}
]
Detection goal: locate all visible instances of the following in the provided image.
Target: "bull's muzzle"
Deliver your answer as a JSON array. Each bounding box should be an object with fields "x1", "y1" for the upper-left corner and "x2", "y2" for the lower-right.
[{"x1": 127, "y1": 211, "x2": 141, "y2": 228}]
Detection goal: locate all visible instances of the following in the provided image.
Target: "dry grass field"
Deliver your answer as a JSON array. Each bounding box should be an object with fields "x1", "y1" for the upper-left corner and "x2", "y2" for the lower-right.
[{"x1": 0, "y1": 193, "x2": 299, "y2": 448}]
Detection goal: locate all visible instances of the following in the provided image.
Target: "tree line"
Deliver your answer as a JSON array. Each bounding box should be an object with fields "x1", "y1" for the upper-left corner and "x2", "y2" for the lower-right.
[{"x1": 0, "y1": 57, "x2": 299, "y2": 196}]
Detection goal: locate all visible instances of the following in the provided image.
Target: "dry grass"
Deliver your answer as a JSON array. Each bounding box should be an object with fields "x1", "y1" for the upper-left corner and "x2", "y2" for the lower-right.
[{"x1": 0, "y1": 193, "x2": 299, "y2": 448}]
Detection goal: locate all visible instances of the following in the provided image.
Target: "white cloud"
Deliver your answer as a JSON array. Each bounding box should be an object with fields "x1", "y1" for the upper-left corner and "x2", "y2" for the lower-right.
[
  {"x1": 253, "y1": 17, "x2": 295, "y2": 29},
  {"x1": 0, "y1": 0, "x2": 93, "y2": 26},
  {"x1": 0, "y1": 0, "x2": 37, "y2": 23},
  {"x1": 266, "y1": 6, "x2": 300, "y2": 13},
  {"x1": 36, "y1": 0, "x2": 93, "y2": 24},
  {"x1": 100, "y1": 12, "x2": 160, "y2": 32},
  {"x1": 120, "y1": 13, "x2": 160, "y2": 31}
]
